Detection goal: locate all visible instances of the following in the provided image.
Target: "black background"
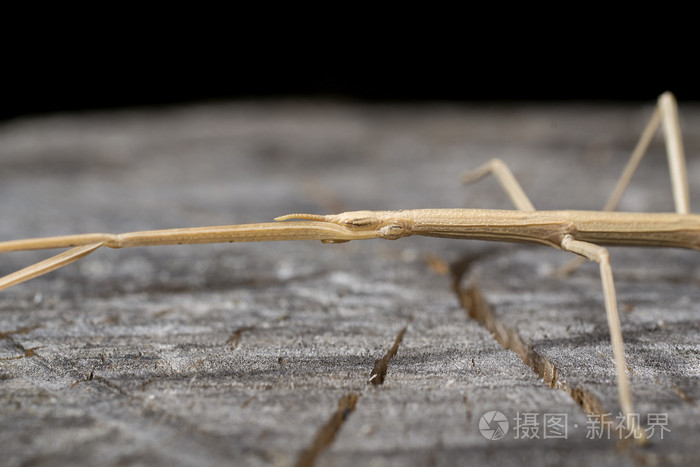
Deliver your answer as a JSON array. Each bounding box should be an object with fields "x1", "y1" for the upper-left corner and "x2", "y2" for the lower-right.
[{"x1": 4, "y1": 21, "x2": 696, "y2": 121}]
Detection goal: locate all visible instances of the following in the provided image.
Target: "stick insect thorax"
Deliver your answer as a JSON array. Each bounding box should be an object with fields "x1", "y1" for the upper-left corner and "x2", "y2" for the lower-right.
[{"x1": 279, "y1": 209, "x2": 700, "y2": 251}]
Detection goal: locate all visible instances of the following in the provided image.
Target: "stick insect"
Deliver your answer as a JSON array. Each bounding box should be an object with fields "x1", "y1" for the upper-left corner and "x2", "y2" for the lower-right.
[{"x1": 0, "y1": 92, "x2": 693, "y2": 442}]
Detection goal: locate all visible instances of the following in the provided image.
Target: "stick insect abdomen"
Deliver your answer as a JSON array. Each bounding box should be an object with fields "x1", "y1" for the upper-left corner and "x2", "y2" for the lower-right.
[
  {"x1": 405, "y1": 209, "x2": 700, "y2": 251},
  {"x1": 557, "y1": 210, "x2": 700, "y2": 251}
]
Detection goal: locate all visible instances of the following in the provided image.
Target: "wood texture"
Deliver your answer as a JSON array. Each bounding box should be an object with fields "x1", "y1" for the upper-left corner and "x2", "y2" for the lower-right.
[{"x1": 1, "y1": 100, "x2": 699, "y2": 466}]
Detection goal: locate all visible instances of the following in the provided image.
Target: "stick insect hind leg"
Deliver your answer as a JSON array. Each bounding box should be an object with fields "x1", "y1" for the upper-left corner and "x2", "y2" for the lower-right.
[
  {"x1": 560, "y1": 91, "x2": 691, "y2": 275},
  {"x1": 460, "y1": 156, "x2": 645, "y2": 440},
  {"x1": 607, "y1": 91, "x2": 689, "y2": 214}
]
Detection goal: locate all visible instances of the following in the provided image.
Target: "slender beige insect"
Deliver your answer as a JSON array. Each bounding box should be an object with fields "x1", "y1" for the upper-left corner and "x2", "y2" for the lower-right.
[{"x1": 0, "y1": 92, "x2": 692, "y2": 442}]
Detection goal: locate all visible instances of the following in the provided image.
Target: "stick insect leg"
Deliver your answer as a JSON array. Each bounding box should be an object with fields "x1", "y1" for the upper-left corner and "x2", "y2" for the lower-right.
[
  {"x1": 560, "y1": 91, "x2": 690, "y2": 275},
  {"x1": 599, "y1": 91, "x2": 689, "y2": 214},
  {"x1": 0, "y1": 243, "x2": 104, "y2": 292},
  {"x1": 559, "y1": 235, "x2": 646, "y2": 442},
  {"x1": 660, "y1": 92, "x2": 690, "y2": 214},
  {"x1": 461, "y1": 158, "x2": 536, "y2": 211}
]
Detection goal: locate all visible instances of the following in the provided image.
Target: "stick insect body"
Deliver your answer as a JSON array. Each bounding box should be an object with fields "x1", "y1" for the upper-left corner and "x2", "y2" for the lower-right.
[{"x1": 1, "y1": 92, "x2": 691, "y2": 443}]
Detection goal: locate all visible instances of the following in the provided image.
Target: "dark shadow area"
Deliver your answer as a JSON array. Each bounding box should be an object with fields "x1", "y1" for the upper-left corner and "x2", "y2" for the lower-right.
[{"x1": 5, "y1": 39, "x2": 697, "y2": 121}]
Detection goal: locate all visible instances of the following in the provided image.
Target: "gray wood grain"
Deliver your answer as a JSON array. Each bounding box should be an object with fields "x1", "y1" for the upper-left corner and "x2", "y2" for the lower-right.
[{"x1": 1, "y1": 100, "x2": 698, "y2": 466}]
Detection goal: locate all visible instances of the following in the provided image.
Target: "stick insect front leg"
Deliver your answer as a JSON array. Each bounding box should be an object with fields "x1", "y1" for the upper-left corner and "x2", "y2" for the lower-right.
[
  {"x1": 0, "y1": 221, "x2": 387, "y2": 291},
  {"x1": 0, "y1": 243, "x2": 104, "y2": 291}
]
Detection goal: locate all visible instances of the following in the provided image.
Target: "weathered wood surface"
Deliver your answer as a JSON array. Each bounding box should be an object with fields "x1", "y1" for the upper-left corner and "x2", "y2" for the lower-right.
[{"x1": 1, "y1": 100, "x2": 699, "y2": 466}]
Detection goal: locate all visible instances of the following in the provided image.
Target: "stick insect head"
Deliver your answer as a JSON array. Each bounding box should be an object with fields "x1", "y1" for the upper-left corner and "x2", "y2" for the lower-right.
[{"x1": 275, "y1": 210, "x2": 412, "y2": 240}]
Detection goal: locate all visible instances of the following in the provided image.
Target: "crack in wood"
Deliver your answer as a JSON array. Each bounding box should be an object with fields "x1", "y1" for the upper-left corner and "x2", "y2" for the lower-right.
[
  {"x1": 463, "y1": 395, "x2": 472, "y2": 429},
  {"x1": 449, "y1": 254, "x2": 615, "y2": 416},
  {"x1": 368, "y1": 326, "x2": 407, "y2": 385},
  {"x1": 454, "y1": 277, "x2": 611, "y2": 416},
  {"x1": 70, "y1": 370, "x2": 95, "y2": 388},
  {"x1": 294, "y1": 392, "x2": 359, "y2": 467},
  {"x1": 0, "y1": 324, "x2": 41, "y2": 339}
]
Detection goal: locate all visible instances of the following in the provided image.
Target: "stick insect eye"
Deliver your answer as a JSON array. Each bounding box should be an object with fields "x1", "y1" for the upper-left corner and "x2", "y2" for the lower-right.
[{"x1": 380, "y1": 223, "x2": 407, "y2": 239}]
